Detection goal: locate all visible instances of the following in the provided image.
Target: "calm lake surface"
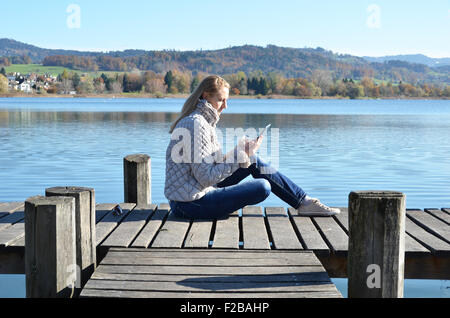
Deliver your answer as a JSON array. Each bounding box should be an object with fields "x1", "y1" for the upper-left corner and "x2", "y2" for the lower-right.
[{"x1": 0, "y1": 97, "x2": 449, "y2": 297}]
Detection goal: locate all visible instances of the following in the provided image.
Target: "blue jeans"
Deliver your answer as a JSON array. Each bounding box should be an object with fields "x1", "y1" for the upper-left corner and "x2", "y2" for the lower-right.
[{"x1": 169, "y1": 156, "x2": 307, "y2": 220}]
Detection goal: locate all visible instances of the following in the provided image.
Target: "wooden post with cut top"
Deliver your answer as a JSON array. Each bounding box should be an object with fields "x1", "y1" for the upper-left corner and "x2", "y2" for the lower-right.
[
  {"x1": 124, "y1": 154, "x2": 151, "y2": 205},
  {"x1": 45, "y1": 186, "x2": 96, "y2": 291},
  {"x1": 348, "y1": 191, "x2": 406, "y2": 298},
  {"x1": 25, "y1": 195, "x2": 76, "y2": 298}
]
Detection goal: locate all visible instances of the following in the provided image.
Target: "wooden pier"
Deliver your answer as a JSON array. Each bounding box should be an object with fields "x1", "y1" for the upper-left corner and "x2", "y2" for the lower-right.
[
  {"x1": 1, "y1": 154, "x2": 449, "y2": 298},
  {"x1": 1, "y1": 201, "x2": 449, "y2": 283}
]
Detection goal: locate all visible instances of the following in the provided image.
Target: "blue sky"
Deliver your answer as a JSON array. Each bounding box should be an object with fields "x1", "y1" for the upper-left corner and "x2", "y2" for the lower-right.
[{"x1": 1, "y1": 0, "x2": 449, "y2": 57}]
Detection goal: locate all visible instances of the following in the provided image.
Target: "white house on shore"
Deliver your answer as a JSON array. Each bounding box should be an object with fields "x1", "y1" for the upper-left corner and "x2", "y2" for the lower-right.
[{"x1": 19, "y1": 82, "x2": 32, "y2": 93}]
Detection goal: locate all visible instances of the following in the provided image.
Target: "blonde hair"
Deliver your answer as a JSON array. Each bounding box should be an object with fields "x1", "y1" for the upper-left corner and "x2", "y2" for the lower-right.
[{"x1": 169, "y1": 75, "x2": 230, "y2": 133}]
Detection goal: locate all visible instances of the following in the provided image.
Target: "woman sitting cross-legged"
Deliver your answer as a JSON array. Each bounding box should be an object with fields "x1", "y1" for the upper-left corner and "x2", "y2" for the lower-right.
[{"x1": 164, "y1": 75, "x2": 340, "y2": 220}]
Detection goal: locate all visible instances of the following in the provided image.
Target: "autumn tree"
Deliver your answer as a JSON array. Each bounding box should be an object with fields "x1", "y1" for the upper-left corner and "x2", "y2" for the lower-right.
[{"x1": 0, "y1": 74, "x2": 8, "y2": 93}]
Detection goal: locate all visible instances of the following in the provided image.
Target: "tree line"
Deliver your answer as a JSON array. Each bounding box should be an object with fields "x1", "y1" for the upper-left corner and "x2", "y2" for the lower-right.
[{"x1": 41, "y1": 69, "x2": 450, "y2": 98}]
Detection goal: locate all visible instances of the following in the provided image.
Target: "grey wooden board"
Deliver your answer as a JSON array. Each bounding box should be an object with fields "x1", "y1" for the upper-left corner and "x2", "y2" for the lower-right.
[
  {"x1": 101, "y1": 254, "x2": 321, "y2": 266},
  {"x1": 95, "y1": 203, "x2": 117, "y2": 223},
  {"x1": 265, "y1": 207, "x2": 302, "y2": 250},
  {"x1": 0, "y1": 207, "x2": 24, "y2": 232},
  {"x1": 332, "y1": 207, "x2": 349, "y2": 233},
  {"x1": 101, "y1": 204, "x2": 155, "y2": 247},
  {"x1": 105, "y1": 248, "x2": 322, "y2": 262},
  {"x1": 212, "y1": 211, "x2": 239, "y2": 249},
  {"x1": 405, "y1": 216, "x2": 450, "y2": 254},
  {"x1": 0, "y1": 202, "x2": 23, "y2": 219},
  {"x1": 151, "y1": 210, "x2": 191, "y2": 248},
  {"x1": 81, "y1": 289, "x2": 341, "y2": 298},
  {"x1": 0, "y1": 222, "x2": 24, "y2": 247},
  {"x1": 96, "y1": 203, "x2": 136, "y2": 245},
  {"x1": 242, "y1": 206, "x2": 270, "y2": 249},
  {"x1": 94, "y1": 264, "x2": 324, "y2": 275},
  {"x1": 83, "y1": 279, "x2": 338, "y2": 293},
  {"x1": 90, "y1": 272, "x2": 330, "y2": 283},
  {"x1": 131, "y1": 204, "x2": 170, "y2": 248},
  {"x1": 311, "y1": 215, "x2": 348, "y2": 253},
  {"x1": 407, "y1": 209, "x2": 450, "y2": 244},
  {"x1": 184, "y1": 219, "x2": 214, "y2": 248},
  {"x1": 425, "y1": 208, "x2": 450, "y2": 226},
  {"x1": 81, "y1": 248, "x2": 341, "y2": 298},
  {"x1": 288, "y1": 208, "x2": 330, "y2": 252},
  {"x1": 9, "y1": 235, "x2": 24, "y2": 247}
]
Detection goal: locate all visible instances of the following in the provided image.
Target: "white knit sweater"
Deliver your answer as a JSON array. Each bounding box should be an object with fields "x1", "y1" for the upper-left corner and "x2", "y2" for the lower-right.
[{"x1": 164, "y1": 99, "x2": 251, "y2": 202}]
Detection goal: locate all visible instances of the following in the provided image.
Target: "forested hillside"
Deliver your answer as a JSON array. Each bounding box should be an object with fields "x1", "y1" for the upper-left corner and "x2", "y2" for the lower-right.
[{"x1": 1, "y1": 39, "x2": 449, "y2": 85}]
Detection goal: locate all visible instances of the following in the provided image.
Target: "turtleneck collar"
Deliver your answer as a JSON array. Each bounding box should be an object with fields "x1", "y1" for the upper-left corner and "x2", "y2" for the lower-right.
[{"x1": 196, "y1": 99, "x2": 220, "y2": 127}]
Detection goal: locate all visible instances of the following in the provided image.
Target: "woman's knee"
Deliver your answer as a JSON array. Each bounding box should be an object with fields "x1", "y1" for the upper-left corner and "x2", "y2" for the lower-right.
[{"x1": 254, "y1": 179, "x2": 271, "y2": 200}]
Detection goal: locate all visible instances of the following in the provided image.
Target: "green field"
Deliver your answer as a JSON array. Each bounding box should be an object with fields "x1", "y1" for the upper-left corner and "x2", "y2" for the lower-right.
[{"x1": 4, "y1": 64, "x2": 125, "y2": 77}]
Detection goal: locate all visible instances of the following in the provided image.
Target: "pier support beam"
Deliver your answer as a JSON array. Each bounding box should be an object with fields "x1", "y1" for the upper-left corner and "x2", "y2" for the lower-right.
[
  {"x1": 348, "y1": 191, "x2": 406, "y2": 298},
  {"x1": 45, "y1": 186, "x2": 96, "y2": 291},
  {"x1": 124, "y1": 154, "x2": 151, "y2": 205},
  {"x1": 25, "y1": 195, "x2": 76, "y2": 298}
]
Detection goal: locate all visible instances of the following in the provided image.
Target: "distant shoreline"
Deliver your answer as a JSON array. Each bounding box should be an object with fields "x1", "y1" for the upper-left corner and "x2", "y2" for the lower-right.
[{"x1": 0, "y1": 92, "x2": 448, "y2": 100}]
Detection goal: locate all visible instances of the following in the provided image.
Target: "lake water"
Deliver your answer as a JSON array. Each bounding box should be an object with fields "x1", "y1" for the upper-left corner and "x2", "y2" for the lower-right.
[{"x1": 0, "y1": 97, "x2": 449, "y2": 297}]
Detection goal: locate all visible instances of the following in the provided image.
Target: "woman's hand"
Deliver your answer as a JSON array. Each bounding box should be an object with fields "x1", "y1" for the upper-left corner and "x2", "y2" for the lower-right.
[{"x1": 243, "y1": 135, "x2": 263, "y2": 157}]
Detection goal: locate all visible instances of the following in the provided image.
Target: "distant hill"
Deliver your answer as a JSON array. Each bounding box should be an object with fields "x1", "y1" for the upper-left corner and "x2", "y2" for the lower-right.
[
  {"x1": 0, "y1": 38, "x2": 100, "y2": 63},
  {"x1": 363, "y1": 54, "x2": 450, "y2": 68},
  {"x1": 1, "y1": 38, "x2": 449, "y2": 85}
]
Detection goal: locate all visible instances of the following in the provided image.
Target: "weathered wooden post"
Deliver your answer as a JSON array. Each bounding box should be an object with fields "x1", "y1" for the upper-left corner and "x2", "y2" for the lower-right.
[
  {"x1": 45, "y1": 186, "x2": 96, "y2": 290},
  {"x1": 25, "y1": 195, "x2": 76, "y2": 298},
  {"x1": 348, "y1": 191, "x2": 406, "y2": 298},
  {"x1": 124, "y1": 154, "x2": 151, "y2": 205}
]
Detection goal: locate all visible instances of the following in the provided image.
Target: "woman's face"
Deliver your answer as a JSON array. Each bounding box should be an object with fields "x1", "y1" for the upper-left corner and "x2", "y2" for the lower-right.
[{"x1": 203, "y1": 87, "x2": 229, "y2": 115}]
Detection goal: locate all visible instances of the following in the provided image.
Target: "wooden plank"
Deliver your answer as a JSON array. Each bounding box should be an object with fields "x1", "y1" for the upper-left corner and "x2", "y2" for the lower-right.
[
  {"x1": 0, "y1": 222, "x2": 24, "y2": 247},
  {"x1": 9, "y1": 235, "x2": 24, "y2": 247},
  {"x1": 311, "y1": 215, "x2": 348, "y2": 254},
  {"x1": 101, "y1": 204, "x2": 156, "y2": 247},
  {"x1": 405, "y1": 217, "x2": 450, "y2": 255},
  {"x1": 83, "y1": 279, "x2": 338, "y2": 293},
  {"x1": 184, "y1": 219, "x2": 214, "y2": 248},
  {"x1": 0, "y1": 206, "x2": 25, "y2": 232},
  {"x1": 212, "y1": 210, "x2": 239, "y2": 249},
  {"x1": 265, "y1": 207, "x2": 302, "y2": 250},
  {"x1": 288, "y1": 208, "x2": 329, "y2": 253},
  {"x1": 90, "y1": 271, "x2": 330, "y2": 283},
  {"x1": 81, "y1": 289, "x2": 341, "y2": 298},
  {"x1": 105, "y1": 248, "x2": 321, "y2": 262},
  {"x1": 94, "y1": 264, "x2": 323, "y2": 275},
  {"x1": 131, "y1": 204, "x2": 170, "y2": 248},
  {"x1": 95, "y1": 203, "x2": 135, "y2": 245},
  {"x1": 241, "y1": 206, "x2": 270, "y2": 249},
  {"x1": 425, "y1": 208, "x2": 450, "y2": 225},
  {"x1": 332, "y1": 207, "x2": 349, "y2": 233},
  {"x1": 95, "y1": 203, "x2": 117, "y2": 223},
  {"x1": 405, "y1": 233, "x2": 431, "y2": 253},
  {"x1": 151, "y1": 211, "x2": 191, "y2": 248},
  {"x1": 0, "y1": 202, "x2": 23, "y2": 219},
  {"x1": 101, "y1": 254, "x2": 321, "y2": 266},
  {"x1": 407, "y1": 209, "x2": 449, "y2": 244}
]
